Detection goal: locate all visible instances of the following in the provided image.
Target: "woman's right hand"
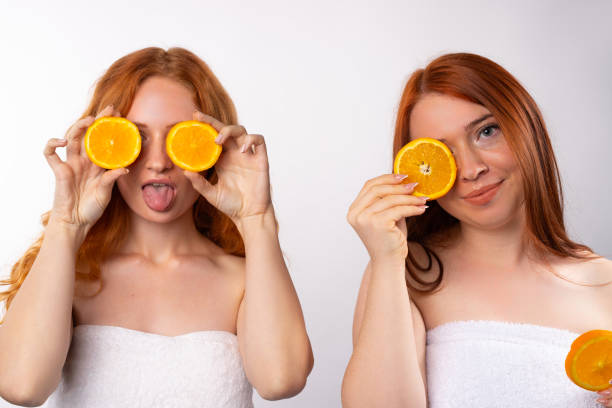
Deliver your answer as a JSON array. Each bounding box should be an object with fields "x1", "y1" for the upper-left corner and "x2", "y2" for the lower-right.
[
  {"x1": 347, "y1": 174, "x2": 428, "y2": 262},
  {"x1": 44, "y1": 104, "x2": 129, "y2": 234}
]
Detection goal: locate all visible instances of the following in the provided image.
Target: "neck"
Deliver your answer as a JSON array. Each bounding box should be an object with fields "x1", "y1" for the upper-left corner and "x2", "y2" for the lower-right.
[
  {"x1": 455, "y1": 210, "x2": 530, "y2": 270},
  {"x1": 120, "y1": 207, "x2": 206, "y2": 265}
]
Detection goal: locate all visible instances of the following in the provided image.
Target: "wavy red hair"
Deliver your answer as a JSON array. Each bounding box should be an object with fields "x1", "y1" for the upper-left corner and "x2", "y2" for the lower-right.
[
  {"x1": 394, "y1": 53, "x2": 593, "y2": 292},
  {"x1": 0, "y1": 47, "x2": 244, "y2": 322}
]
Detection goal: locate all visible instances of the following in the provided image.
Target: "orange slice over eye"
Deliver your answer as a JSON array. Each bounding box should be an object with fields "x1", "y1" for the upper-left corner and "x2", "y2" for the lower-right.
[
  {"x1": 565, "y1": 330, "x2": 612, "y2": 391},
  {"x1": 166, "y1": 121, "x2": 222, "y2": 172},
  {"x1": 84, "y1": 117, "x2": 141, "y2": 169},
  {"x1": 393, "y1": 138, "x2": 457, "y2": 200}
]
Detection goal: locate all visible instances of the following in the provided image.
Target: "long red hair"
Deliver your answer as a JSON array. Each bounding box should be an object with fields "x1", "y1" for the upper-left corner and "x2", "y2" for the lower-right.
[
  {"x1": 0, "y1": 47, "x2": 244, "y2": 322},
  {"x1": 394, "y1": 53, "x2": 593, "y2": 292}
]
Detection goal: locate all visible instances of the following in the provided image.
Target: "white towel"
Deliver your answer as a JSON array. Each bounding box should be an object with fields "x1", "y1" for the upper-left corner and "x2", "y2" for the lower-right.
[
  {"x1": 42, "y1": 325, "x2": 253, "y2": 408},
  {"x1": 426, "y1": 320, "x2": 602, "y2": 408}
]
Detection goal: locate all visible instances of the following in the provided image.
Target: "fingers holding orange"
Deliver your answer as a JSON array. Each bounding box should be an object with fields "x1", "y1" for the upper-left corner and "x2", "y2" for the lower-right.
[
  {"x1": 64, "y1": 116, "x2": 95, "y2": 159},
  {"x1": 44, "y1": 138, "x2": 69, "y2": 176},
  {"x1": 355, "y1": 174, "x2": 412, "y2": 202},
  {"x1": 215, "y1": 124, "x2": 248, "y2": 148},
  {"x1": 566, "y1": 330, "x2": 612, "y2": 392},
  {"x1": 351, "y1": 174, "x2": 419, "y2": 215},
  {"x1": 239, "y1": 133, "x2": 265, "y2": 155},
  {"x1": 192, "y1": 110, "x2": 225, "y2": 133},
  {"x1": 596, "y1": 391, "x2": 612, "y2": 407},
  {"x1": 355, "y1": 181, "x2": 421, "y2": 213},
  {"x1": 394, "y1": 138, "x2": 456, "y2": 200},
  {"x1": 366, "y1": 194, "x2": 428, "y2": 215}
]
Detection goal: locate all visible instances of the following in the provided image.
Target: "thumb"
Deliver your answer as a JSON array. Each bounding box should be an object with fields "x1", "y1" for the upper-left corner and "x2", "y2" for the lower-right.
[
  {"x1": 183, "y1": 170, "x2": 216, "y2": 201},
  {"x1": 100, "y1": 167, "x2": 129, "y2": 190}
]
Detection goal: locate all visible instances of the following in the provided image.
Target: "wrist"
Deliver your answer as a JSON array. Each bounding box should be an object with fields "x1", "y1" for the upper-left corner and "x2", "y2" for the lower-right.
[
  {"x1": 46, "y1": 218, "x2": 89, "y2": 249},
  {"x1": 233, "y1": 206, "x2": 277, "y2": 238},
  {"x1": 370, "y1": 253, "x2": 407, "y2": 271}
]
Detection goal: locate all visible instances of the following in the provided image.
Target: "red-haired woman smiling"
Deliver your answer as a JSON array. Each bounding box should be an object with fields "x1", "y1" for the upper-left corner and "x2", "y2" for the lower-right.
[
  {"x1": 0, "y1": 47, "x2": 313, "y2": 407},
  {"x1": 342, "y1": 53, "x2": 612, "y2": 407}
]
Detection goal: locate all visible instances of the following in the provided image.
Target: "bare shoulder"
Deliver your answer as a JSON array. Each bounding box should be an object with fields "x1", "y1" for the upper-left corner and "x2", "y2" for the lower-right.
[
  {"x1": 210, "y1": 247, "x2": 247, "y2": 291},
  {"x1": 553, "y1": 252, "x2": 612, "y2": 286}
]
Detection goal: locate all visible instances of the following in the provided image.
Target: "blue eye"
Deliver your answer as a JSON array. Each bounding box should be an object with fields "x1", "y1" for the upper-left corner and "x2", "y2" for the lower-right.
[{"x1": 479, "y1": 124, "x2": 499, "y2": 139}]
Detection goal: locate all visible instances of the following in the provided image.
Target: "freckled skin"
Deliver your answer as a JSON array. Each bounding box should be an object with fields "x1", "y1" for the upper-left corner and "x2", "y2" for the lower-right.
[
  {"x1": 409, "y1": 93, "x2": 524, "y2": 231},
  {"x1": 116, "y1": 76, "x2": 202, "y2": 222}
]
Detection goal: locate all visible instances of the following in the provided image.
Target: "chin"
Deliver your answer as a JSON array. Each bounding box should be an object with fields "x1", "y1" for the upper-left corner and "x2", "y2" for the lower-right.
[{"x1": 440, "y1": 200, "x2": 524, "y2": 231}]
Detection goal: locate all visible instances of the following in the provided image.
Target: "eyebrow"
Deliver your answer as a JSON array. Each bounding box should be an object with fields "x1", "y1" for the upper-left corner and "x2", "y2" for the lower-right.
[
  {"x1": 132, "y1": 121, "x2": 181, "y2": 130},
  {"x1": 464, "y1": 113, "x2": 494, "y2": 131}
]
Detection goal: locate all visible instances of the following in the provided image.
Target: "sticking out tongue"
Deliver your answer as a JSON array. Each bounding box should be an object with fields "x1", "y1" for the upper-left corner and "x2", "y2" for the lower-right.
[{"x1": 142, "y1": 184, "x2": 175, "y2": 211}]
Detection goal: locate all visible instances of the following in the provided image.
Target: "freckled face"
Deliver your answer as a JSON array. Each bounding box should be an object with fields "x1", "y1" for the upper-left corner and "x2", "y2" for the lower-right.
[
  {"x1": 115, "y1": 76, "x2": 201, "y2": 223},
  {"x1": 409, "y1": 93, "x2": 524, "y2": 230}
]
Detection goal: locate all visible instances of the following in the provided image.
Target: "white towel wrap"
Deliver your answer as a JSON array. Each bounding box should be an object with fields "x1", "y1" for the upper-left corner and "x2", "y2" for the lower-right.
[{"x1": 426, "y1": 320, "x2": 602, "y2": 408}]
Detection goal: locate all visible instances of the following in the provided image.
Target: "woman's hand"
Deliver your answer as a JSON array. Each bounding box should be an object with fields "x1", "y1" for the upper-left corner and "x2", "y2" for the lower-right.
[
  {"x1": 347, "y1": 174, "x2": 428, "y2": 262},
  {"x1": 597, "y1": 385, "x2": 612, "y2": 406},
  {"x1": 183, "y1": 111, "x2": 272, "y2": 226},
  {"x1": 44, "y1": 105, "x2": 129, "y2": 234}
]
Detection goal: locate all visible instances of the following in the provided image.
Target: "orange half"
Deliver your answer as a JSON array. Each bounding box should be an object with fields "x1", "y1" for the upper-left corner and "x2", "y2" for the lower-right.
[
  {"x1": 166, "y1": 121, "x2": 222, "y2": 172},
  {"x1": 84, "y1": 117, "x2": 141, "y2": 169},
  {"x1": 565, "y1": 330, "x2": 612, "y2": 391},
  {"x1": 393, "y1": 138, "x2": 457, "y2": 200}
]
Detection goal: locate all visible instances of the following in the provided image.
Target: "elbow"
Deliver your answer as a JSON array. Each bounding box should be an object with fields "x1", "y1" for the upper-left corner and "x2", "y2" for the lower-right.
[
  {"x1": 0, "y1": 386, "x2": 48, "y2": 407},
  {"x1": 254, "y1": 354, "x2": 313, "y2": 401},
  {"x1": 341, "y1": 363, "x2": 426, "y2": 408},
  {"x1": 0, "y1": 371, "x2": 56, "y2": 407},
  {"x1": 255, "y1": 373, "x2": 309, "y2": 401}
]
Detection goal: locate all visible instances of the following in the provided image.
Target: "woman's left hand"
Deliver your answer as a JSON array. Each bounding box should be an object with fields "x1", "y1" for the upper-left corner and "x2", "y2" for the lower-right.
[{"x1": 183, "y1": 111, "x2": 272, "y2": 224}]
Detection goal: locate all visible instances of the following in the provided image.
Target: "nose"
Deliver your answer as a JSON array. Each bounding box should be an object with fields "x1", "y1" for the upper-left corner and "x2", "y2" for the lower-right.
[
  {"x1": 455, "y1": 145, "x2": 488, "y2": 181},
  {"x1": 144, "y1": 134, "x2": 173, "y2": 173}
]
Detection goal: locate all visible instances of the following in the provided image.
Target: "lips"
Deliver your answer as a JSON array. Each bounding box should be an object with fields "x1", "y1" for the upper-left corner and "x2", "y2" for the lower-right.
[
  {"x1": 463, "y1": 181, "x2": 503, "y2": 199},
  {"x1": 462, "y1": 181, "x2": 504, "y2": 205},
  {"x1": 141, "y1": 178, "x2": 176, "y2": 190}
]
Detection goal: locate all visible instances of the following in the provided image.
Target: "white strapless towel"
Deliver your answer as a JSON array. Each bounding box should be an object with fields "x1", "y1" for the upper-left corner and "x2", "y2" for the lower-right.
[
  {"x1": 43, "y1": 325, "x2": 253, "y2": 408},
  {"x1": 426, "y1": 320, "x2": 602, "y2": 408}
]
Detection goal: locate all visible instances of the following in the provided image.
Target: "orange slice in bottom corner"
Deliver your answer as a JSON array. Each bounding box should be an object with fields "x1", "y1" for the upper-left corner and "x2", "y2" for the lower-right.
[
  {"x1": 565, "y1": 330, "x2": 612, "y2": 391},
  {"x1": 393, "y1": 138, "x2": 457, "y2": 200},
  {"x1": 166, "y1": 121, "x2": 222, "y2": 172},
  {"x1": 84, "y1": 117, "x2": 142, "y2": 169}
]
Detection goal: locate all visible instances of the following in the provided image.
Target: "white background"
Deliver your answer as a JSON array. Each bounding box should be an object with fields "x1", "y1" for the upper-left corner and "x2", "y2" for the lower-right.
[{"x1": 1, "y1": 1, "x2": 611, "y2": 407}]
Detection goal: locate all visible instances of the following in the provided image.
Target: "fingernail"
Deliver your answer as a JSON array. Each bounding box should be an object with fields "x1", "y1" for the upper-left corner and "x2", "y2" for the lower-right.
[
  {"x1": 394, "y1": 174, "x2": 408, "y2": 180},
  {"x1": 420, "y1": 205, "x2": 429, "y2": 210},
  {"x1": 420, "y1": 196, "x2": 429, "y2": 202},
  {"x1": 124, "y1": 169, "x2": 129, "y2": 174},
  {"x1": 404, "y1": 182, "x2": 418, "y2": 190},
  {"x1": 240, "y1": 144, "x2": 247, "y2": 153},
  {"x1": 215, "y1": 134, "x2": 222, "y2": 144},
  {"x1": 596, "y1": 398, "x2": 606, "y2": 404}
]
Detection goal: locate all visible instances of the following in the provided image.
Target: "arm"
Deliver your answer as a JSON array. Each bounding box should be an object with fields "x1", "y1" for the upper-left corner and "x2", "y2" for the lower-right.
[
  {"x1": 342, "y1": 259, "x2": 427, "y2": 408},
  {"x1": 0, "y1": 105, "x2": 127, "y2": 406},
  {"x1": 342, "y1": 174, "x2": 429, "y2": 408},
  {"x1": 182, "y1": 112, "x2": 313, "y2": 401},
  {"x1": 235, "y1": 208, "x2": 313, "y2": 400},
  {"x1": 0, "y1": 222, "x2": 82, "y2": 406}
]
